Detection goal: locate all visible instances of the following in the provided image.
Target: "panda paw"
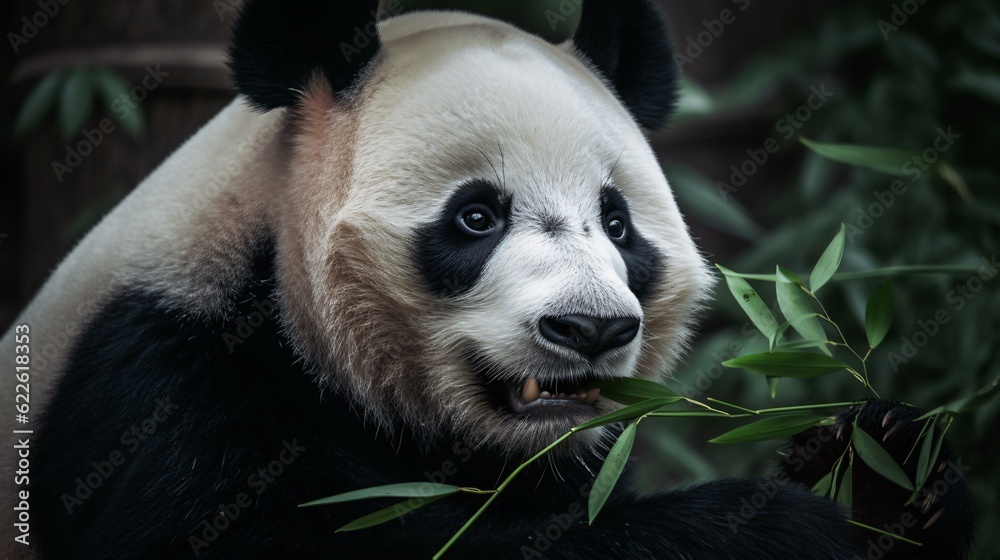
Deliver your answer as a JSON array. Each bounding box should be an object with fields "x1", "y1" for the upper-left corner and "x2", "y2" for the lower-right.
[{"x1": 782, "y1": 399, "x2": 975, "y2": 560}]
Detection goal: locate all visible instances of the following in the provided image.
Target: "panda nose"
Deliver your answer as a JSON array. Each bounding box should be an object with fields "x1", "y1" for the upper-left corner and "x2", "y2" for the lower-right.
[{"x1": 538, "y1": 315, "x2": 641, "y2": 357}]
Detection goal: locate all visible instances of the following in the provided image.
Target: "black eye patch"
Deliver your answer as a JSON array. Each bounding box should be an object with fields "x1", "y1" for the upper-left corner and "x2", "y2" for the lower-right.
[
  {"x1": 415, "y1": 180, "x2": 511, "y2": 297},
  {"x1": 600, "y1": 185, "x2": 662, "y2": 304}
]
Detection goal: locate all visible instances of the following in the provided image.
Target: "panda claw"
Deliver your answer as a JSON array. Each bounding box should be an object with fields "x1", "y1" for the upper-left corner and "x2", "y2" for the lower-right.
[
  {"x1": 836, "y1": 423, "x2": 846, "y2": 441},
  {"x1": 923, "y1": 508, "x2": 944, "y2": 530},
  {"x1": 882, "y1": 422, "x2": 901, "y2": 442},
  {"x1": 882, "y1": 410, "x2": 894, "y2": 428},
  {"x1": 937, "y1": 461, "x2": 948, "y2": 473}
]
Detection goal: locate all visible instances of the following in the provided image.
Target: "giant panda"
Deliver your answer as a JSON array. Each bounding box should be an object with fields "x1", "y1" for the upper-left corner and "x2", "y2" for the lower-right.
[{"x1": 0, "y1": 1, "x2": 975, "y2": 559}]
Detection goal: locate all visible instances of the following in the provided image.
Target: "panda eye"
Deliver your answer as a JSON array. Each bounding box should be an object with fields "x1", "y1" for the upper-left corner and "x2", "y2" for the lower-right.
[
  {"x1": 456, "y1": 204, "x2": 498, "y2": 237},
  {"x1": 604, "y1": 211, "x2": 627, "y2": 242}
]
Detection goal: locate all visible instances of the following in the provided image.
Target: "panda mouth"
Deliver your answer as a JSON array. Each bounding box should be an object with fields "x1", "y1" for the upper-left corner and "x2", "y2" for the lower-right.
[
  {"x1": 473, "y1": 356, "x2": 601, "y2": 416},
  {"x1": 515, "y1": 377, "x2": 601, "y2": 410},
  {"x1": 497, "y1": 376, "x2": 601, "y2": 416}
]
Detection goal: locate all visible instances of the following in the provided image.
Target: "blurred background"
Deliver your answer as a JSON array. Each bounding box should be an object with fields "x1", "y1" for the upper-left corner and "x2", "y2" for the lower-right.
[{"x1": 1, "y1": 0, "x2": 997, "y2": 556}]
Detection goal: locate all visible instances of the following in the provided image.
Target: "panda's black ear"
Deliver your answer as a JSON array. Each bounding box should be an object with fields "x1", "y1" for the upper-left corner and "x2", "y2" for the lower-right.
[
  {"x1": 228, "y1": 0, "x2": 381, "y2": 111},
  {"x1": 573, "y1": 0, "x2": 678, "y2": 130}
]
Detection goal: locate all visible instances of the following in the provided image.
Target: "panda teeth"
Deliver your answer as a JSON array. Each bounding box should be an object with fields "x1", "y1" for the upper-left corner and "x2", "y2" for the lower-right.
[
  {"x1": 520, "y1": 377, "x2": 600, "y2": 405},
  {"x1": 522, "y1": 378, "x2": 540, "y2": 403}
]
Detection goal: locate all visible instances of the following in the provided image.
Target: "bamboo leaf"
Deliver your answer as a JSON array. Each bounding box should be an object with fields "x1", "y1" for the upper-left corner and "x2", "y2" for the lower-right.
[
  {"x1": 776, "y1": 266, "x2": 830, "y2": 355},
  {"x1": 811, "y1": 471, "x2": 833, "y2": 496},
  {"x1": 60, "y1": 66, "x2": 96, "y2": 141},
  {"x1": 717, "y1": 265, "x2": 779, "y2": 340},
  {"x1": 916, "y1": 376, "x2": 1000, "y2": 418},
  {"x1": 590, "y1": 378, "x2": 680, "y2": 403},
  {"x1": 838, "y1": 465, "x2": 854, "y2": 512},
  {"x1": 588, "y1": 422, "x2": 637, "y2": 524},
  {"x1": 810, "y1": 224, "x2": 846, "y2": 292},
  {"x1": 767, "y1": 377, "x2": 780, "y2": 399},
  {"x1": 13, "y1": 70, "x2": 65, "y2": 141},
  {"x1": 336, "y1": 494, "x2": 449, "y2": 532},
  {"x1": 915, "y1": 421, "x2": 936, "y2": 491},
  {"x1": 575, "y1": 398, "x2": 677, "y2": 431},
  {"x1": 800, "y1": 137, "x2": 917, "y2": 176},
  {"x1": 723, "y1": 352, "x2": 849, "y2": 378},
  {"x1": 299, "y1": 482, "x2": 460, "y2": 508},
  {"x1": 709, "y1": 414, "x2": 826, "y2": 444},
  {"x1": 864, "y1": 281, "x2": 894, "y2": 348},
  {"x1": 851, "y1": 424, "x2": 914, "y2": 491}
]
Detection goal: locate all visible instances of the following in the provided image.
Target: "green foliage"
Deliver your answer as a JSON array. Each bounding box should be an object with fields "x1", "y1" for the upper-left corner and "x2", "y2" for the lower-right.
[
  {"x1": 660, "y1": 2, "x2": 1000, "y2": 556},
  {"x1": 13, "y1": 66, "x2": 144, "y2": 143}
]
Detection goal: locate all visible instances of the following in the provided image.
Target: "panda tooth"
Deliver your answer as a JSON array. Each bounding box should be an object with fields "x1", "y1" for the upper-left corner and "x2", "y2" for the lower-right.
[
  {"x1": 584, "y1": 388, "x2": 600, "y2": 405},
  {"x1": 539, "y1": 391, "x2": 552, "y2": 399},
  {"x1": 523, "y1": 378, "x2": 540, "y2": 403}
]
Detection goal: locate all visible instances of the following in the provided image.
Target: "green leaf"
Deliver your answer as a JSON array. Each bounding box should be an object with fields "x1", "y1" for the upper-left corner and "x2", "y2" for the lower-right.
[
  {"x1": 708, "y1": 414, "x2": 826, "y2": 444},
  {"x1": 776, "y1": 266, "x2": 829, "y2": 355},
  {"x1": 838, "y1": 465, "x2": 853, "y2": 511},
  {"x1": 590, "y1": 378, "x2": 680, "y2": 404},
  {"x1": 914, "y1": 421, "x2": 936, "y2": 491},
  {"x1": 574, "y1": 398, "x2": 677, "y2": 431},
  {"x1": 864, "y1": 281, "x2": 894, "y2": 348},
  {"x1": 13, "y1": 70, "x2": 65, "y2": 141},
  {"x1": 299, "y1": 482, "x2": 460, "y2": 508},
  {"x1": 60, "y1": 66, "x2": 96, "y2": 141},
  {"x1": 851, "y1": 424, "x2": 914, "y2": 491},
  {"x1": 588, "y1": 421, "x2": 637, "y2": 524},
  {"x1": 767, "y1": 377, "x2": 780, "y2": 399},
  {"x1": 811, "y1": 471, "x2": 833, "y2": 496},
  {"x1": 916, "y1": 376, "x2": 1000, "y2": 418},
  {"x1": 810, "y1": 224, "x2": 846, "y2": 292},
  {"x1": 800, "y1": 137, "x2": 917, "y2": 177},
  {"x1": 336, "y1": 494, "x2": 449, "y2": 532},
  {"x1": 771, "y1": 339, "x2": 831, "y2": 352},
  {"x1": 717, "y1": 265, "x2": 779, "y2": 340},
  {"x1": 723, "y1": 352, "x2": 849, "y2": 378},
  {"x1": 93, "y1": 68, "x2": 144, "y2": 138}
]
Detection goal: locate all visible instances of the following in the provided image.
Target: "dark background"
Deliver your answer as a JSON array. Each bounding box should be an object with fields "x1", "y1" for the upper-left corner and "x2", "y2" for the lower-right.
[{"x1": 2, "y1": 1, "x2": 997, "y2": 557}]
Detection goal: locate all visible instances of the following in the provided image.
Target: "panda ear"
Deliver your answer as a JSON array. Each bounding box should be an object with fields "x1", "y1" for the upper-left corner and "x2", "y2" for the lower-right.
[
  {"x1": 573, "y1": 0, "x2": 678, "y2": 130},
  {"x1": 228, "y1": 0, "x2": 381, "y2": 111}
]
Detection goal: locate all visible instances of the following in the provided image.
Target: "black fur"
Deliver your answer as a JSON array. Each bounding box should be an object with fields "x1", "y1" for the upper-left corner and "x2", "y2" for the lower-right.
[
  {"x1": 33, "y1": 242, "x2": 864, "y2": 560},
  {"x1": 228, "y1": 1, "x2": 381, "y2": 109},
  {"x1": 601, "y1": 185, "x2": 662, "y2": 304},
  {"x1": 415, "y1": 180, "x2": 511, "y2": 297},
  {"x1": 227, "y1": 0, "x2": 678, "y2": 130},
  {"x1": 574, "y1": 0, "x2": 679, "y2": 130}
]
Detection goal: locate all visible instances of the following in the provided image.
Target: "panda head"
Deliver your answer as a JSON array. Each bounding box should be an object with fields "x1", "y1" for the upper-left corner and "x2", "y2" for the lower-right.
[{"x1": 229, "y1": 0, "x2": 713, "y2": 455}]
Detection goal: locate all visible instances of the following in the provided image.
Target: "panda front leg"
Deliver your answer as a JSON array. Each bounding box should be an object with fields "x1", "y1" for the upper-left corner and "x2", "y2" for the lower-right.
[{"x1": 782, "y1": 399, "x2": 975, "y2": 560}]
